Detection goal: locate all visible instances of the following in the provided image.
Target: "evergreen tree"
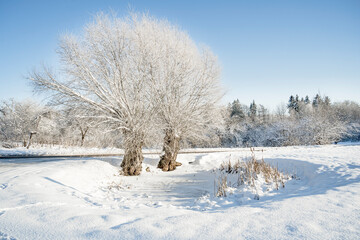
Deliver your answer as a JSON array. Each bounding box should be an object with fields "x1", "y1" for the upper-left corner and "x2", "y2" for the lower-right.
[
  {"x1": 313, "y1": 94, "x2": 322, "y2": 108},
  {"x1": 288, "y1": 95, "x2": 300, "y2": 114},
  {"x1": 230, "y1": 99, "x2": 245, "y2": 120},
  {"x1": 324, "y1": 96, "x2": 331, "y2": 106},
  {"x1": 294, "y1": 95, "x2": 300, "y2": 113},
  {"x1": 287, "y1": 95, "x2": 295, "y2": 111}
]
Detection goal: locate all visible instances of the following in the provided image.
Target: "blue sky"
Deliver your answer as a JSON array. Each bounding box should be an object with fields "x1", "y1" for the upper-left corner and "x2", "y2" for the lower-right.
[{"x1": 1, "y1": 0, "x2": 359, "y2": 110}]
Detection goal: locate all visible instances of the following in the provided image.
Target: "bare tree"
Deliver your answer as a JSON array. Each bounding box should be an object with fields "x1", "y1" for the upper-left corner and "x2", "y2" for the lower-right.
[
  {"x1": 127, "y1": 16, "x2": 223, "y2": 171},
  {"x1": 0, "y1": 99, "x2": 53, "y2": 148},
  {"x1": 29, "y1": 13, "x2": 159, "y2": 175},
  {"x1": 59, "y1": 107, "x2": 98, "y2": 147},
  {"x1": 29, "y1": 12, "x2": 223, "y2": 174}
]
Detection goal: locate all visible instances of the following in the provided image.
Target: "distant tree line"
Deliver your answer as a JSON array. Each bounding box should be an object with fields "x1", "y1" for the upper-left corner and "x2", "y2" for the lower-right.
[
  {"x1": 1, "y1": 94, "x2": 359, "y2": 151},
  {"x1": 220, "y1": 94, "x2": 360, "y2": 147},
  {"x1": 0, "y1": 99, "x2": 123, "y2": 149}
]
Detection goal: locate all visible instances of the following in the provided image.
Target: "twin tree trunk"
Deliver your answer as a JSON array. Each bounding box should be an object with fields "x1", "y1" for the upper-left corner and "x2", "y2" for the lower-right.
[
  {"x1": 158, "y1": 129, "x2": 182, "y2": 171},
  {"x1": 120, "y1": 130, "x2": 182, "y2": 175}
]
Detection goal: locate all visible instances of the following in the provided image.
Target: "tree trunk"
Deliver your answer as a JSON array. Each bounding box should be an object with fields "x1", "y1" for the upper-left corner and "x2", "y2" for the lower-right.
[
  {"x1": 158, "y1": 129, "x2": 182, "y2": 171},
  {"x1": 80, "y1": 127, "x2": 88, "y2": 147},
  {"x1": 120, "y1": 131, "x2": 144, "y2": 176},
  {"x1": 26, "y1": 131, "x2": 36, "y2": 149}
]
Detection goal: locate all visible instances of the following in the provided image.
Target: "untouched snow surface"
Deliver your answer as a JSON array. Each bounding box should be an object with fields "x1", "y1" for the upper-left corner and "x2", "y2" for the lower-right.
[
  {"x1": 0, "y1": 144, "x2": 359, "y2": 239},
  {"x1": 0, "y1": 145, "x2": 124, "y2": 157},
  {"x1": 0, "y1": 145, "x2": 246, "y2": 157}
]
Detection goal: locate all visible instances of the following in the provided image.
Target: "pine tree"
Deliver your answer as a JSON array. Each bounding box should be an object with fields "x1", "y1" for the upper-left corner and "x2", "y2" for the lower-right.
[
  {"x1": 313, "y1": 94, "x2": 322, "y2": 108},
  {"x1": 287, "y1": 95, "x2": 297, "y2": 114},
  {"x1": 294, "y1": 94, "x2": 300, "y2": 113},
  {"x1": 287, "y1": 95, "x2": 295, "y2": 110},
  {"x1": 324, "y1": 96, "x2": 331, "y2": 106},
  {"x1": 230, "y1": 99, "x2": 245, "y2": 120}
]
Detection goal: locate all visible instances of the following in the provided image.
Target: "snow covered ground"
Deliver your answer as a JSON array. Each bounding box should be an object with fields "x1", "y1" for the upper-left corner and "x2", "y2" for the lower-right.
[
  {"x1": 0, "y1": 144, "x2": 359, "y2": 239},
  {"x1": 0, "y1": 145, "x2": 124, "y2": 157},
  {"x1": 0, "y1": 145, "x2": 248, "y2": 157}
]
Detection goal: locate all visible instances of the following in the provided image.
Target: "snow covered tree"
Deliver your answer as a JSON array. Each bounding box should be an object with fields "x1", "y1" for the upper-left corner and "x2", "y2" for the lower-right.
[
  {"x1": 310, "y1": 106, "x2": 346, "y2": 144},
  {"x1": 288, "y1": 95, "x2": 301, "y2": 115},
  {"x1": 333, "y1": 101, "x2": 360, "y2": 141},
  {"x1": 131, "y1": 16, "x2": 223, "y2": 171},
  {"x1": 0, "y1": 99, "x2": 53, "y2": 148},
  {"x1": 287, "y1": 95, "x2": 295, "y2": 112},
  {"x1": 257, "y1": 104, "x2": 269, "y2": 124},
  {"x1": 275, "y1": 103, "x2": 287, "y2": 120},
  {"x1": 294, "y1": 95, "x2": 300, "y2": 112},
  {"x1": 249, "y1": 100, "x2": 257, "y2": 122},
  {"x1": 304, "y1": 95, "x2": 310, "y2": 105},
  {"x1": 29, "y1": 12, "x2": 222, "y2": 174},
  {"x1": 324, "y1": 96, "x2": 331, "y2": 108},
  {"x1": 230, "y1": 99, "x2": 245, "y2": 120},
  {"x1": 312, "y1": 94, "x2": 323, "y2": 108},
  {"x1": 29, "y1": 13, "x2": 162, "y2": 175},
  {"x1": 60, "y1": 107, "x2": 99, "y2": 147}
]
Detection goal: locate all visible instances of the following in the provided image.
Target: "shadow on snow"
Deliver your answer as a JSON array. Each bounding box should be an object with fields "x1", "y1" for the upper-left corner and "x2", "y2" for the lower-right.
[{"x1": 164, "y1": 156, "x2": 360, "y2": 212}]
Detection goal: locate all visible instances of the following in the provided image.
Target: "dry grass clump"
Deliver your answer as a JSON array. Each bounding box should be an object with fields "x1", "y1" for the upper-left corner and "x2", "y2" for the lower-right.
[
  {"x1": 215, "y1": 175, "x2": 228, "y2": 197},
  {"x1": 215, "y1": 148, "x2": 289, "y2": 197}
]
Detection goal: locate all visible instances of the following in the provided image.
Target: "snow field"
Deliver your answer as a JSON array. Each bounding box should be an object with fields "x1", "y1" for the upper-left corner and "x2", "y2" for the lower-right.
[
  {"x1": 0, "y1": 144, "x2": 359, "y2": 239},
  {"x1": 0, "y1": 145, "x2": 124, "y2": 157}
]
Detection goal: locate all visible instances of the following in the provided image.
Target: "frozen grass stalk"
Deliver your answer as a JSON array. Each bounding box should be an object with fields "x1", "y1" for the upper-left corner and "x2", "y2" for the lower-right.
[{"x1": 215, "y1": 148, "x2": 289, "y2": 199}]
